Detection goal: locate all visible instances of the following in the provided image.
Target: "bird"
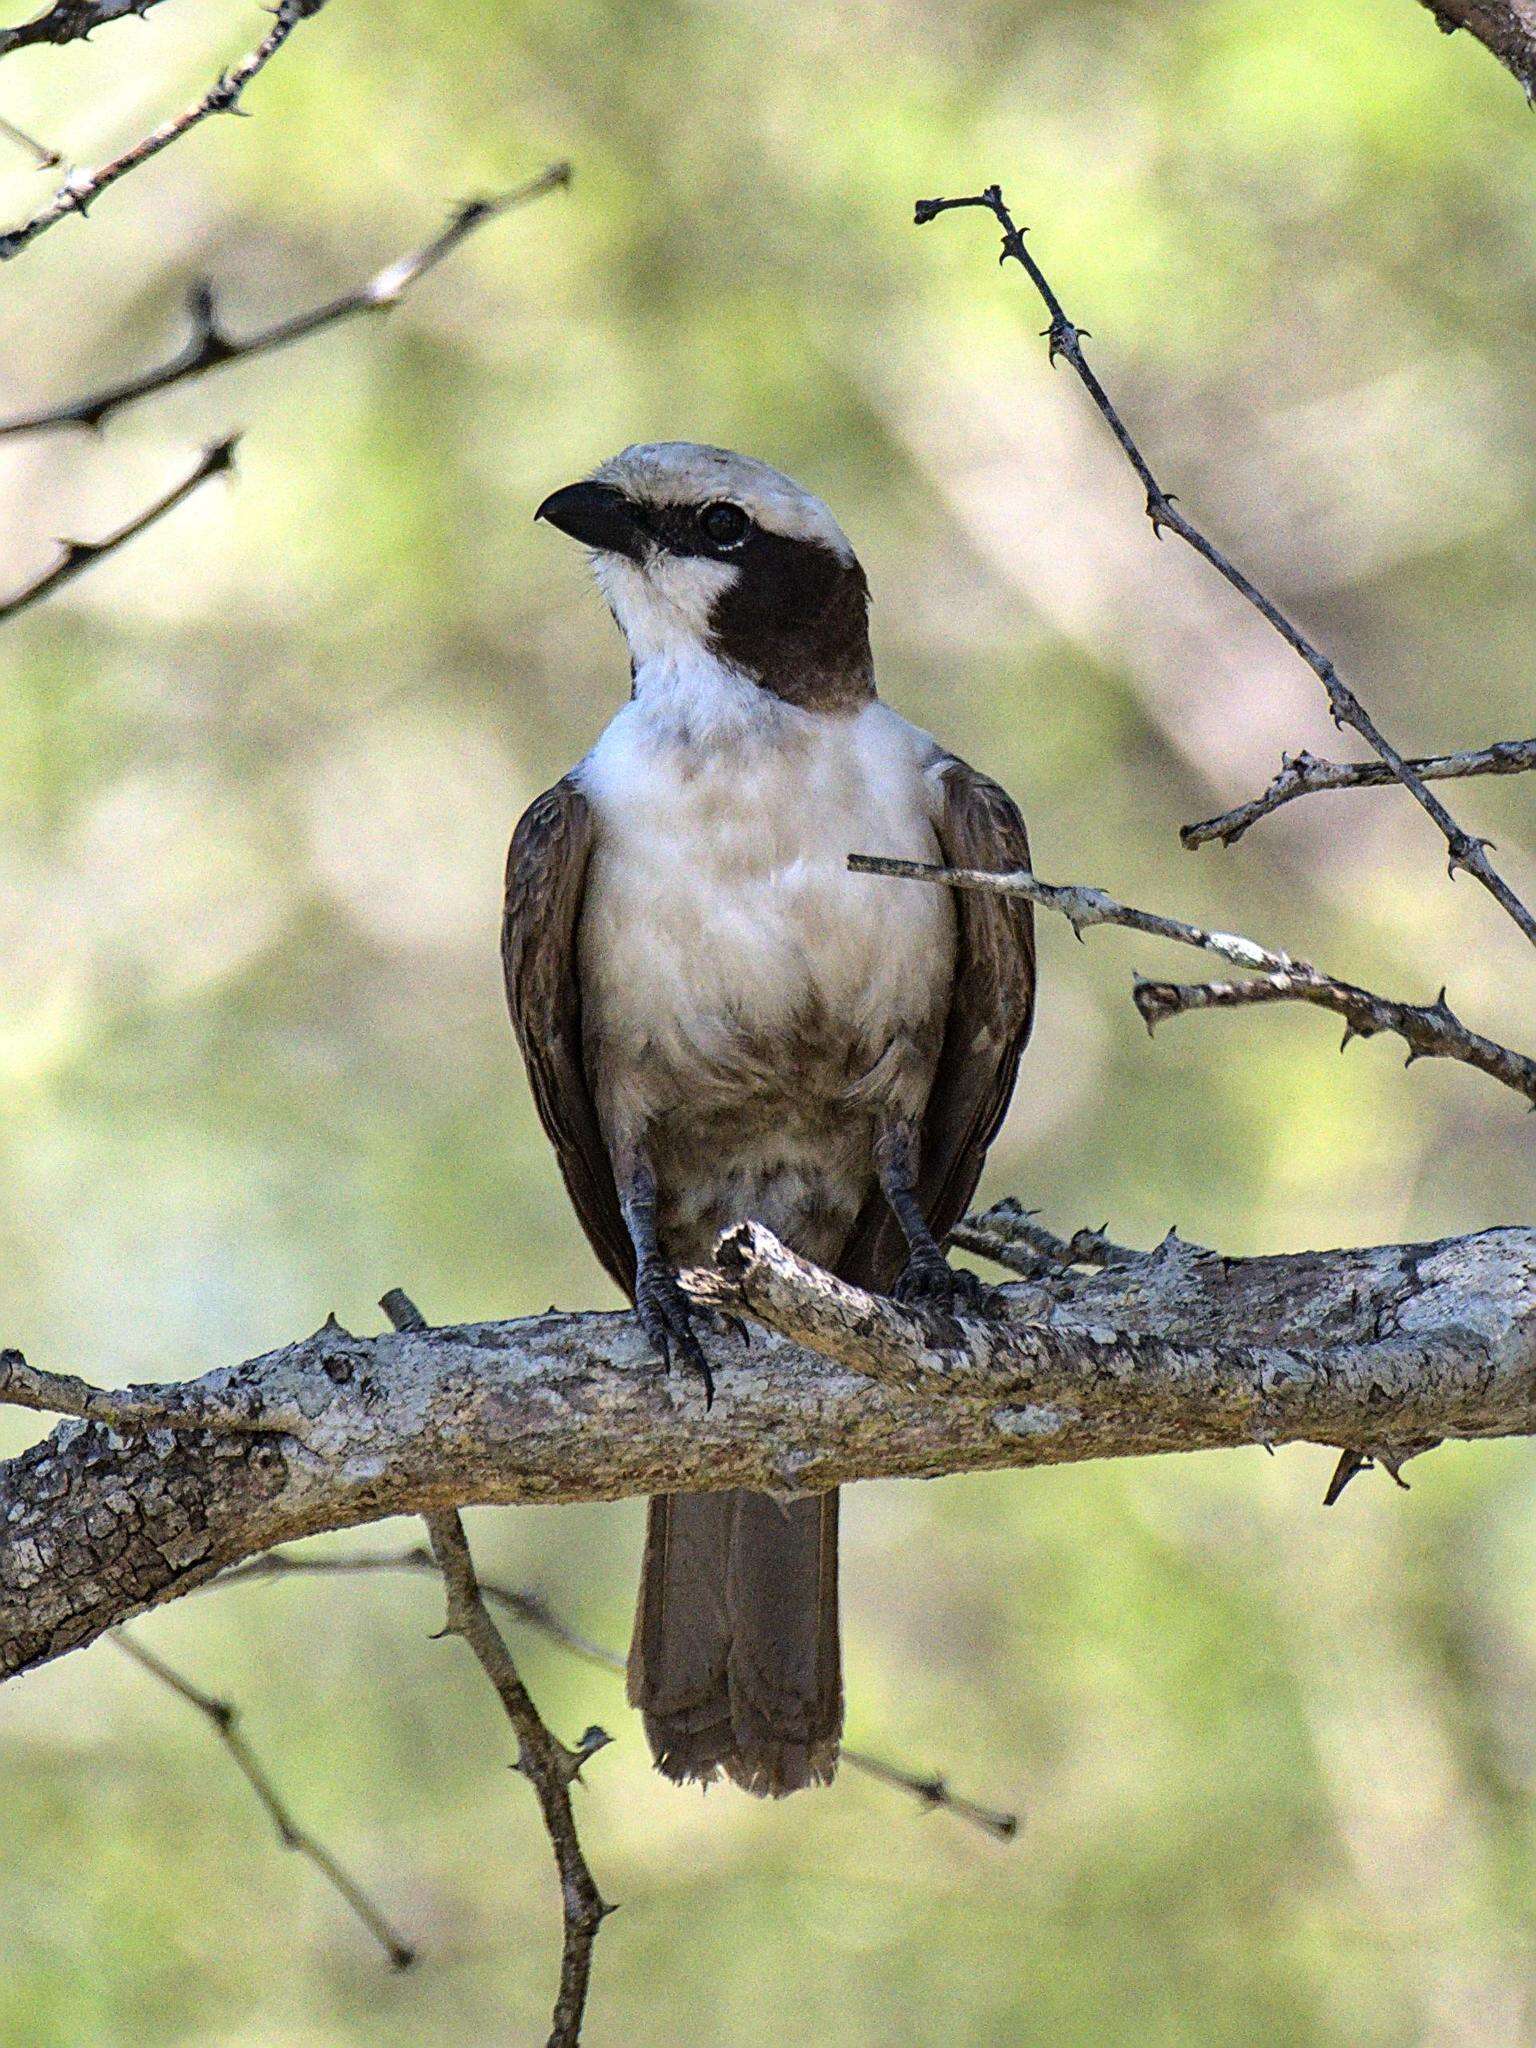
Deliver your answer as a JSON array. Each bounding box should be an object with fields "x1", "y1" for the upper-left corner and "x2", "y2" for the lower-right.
[{"x1": 503, "y1": 442, "x2": 1035, "y2": 1797}]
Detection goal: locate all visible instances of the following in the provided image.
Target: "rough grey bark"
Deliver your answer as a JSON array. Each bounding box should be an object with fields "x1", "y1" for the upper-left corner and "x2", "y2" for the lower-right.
[
  {"x1": 1415, "y1": 0, "x2": 1536, "y2": 95},
  {"x1": 5, "y1": 1221, "x2": 1536, "y2": 1684}
]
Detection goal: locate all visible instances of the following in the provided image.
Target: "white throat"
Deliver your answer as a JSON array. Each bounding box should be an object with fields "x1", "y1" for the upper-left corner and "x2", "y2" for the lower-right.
[{"x1": 593, "y1": 549, "x2": 739, "y2": 670}]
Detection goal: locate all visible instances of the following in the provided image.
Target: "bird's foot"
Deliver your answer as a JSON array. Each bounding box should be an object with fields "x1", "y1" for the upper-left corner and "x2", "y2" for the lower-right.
[
  {"x1": 636, "y1": 1258, "x2": 717, "y2": 1405},
  {"x1": 893, "y1": 1250, "x2": 999, "y2": 1321}
]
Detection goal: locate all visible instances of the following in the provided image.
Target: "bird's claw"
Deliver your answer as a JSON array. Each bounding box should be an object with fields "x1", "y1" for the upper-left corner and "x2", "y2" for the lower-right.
[
  {"x1": 636, "y1": 1261, "x2": 716, "y2": 1405},
  {"x1": 894, "y1": 1252, "x2": 1000, "y2": 1323}
]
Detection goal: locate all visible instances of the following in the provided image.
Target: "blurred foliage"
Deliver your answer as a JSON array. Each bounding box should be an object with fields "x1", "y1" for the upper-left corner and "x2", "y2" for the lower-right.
[{"x1": 0, "y1": 0, "x2": 1534, "y2": 2040}]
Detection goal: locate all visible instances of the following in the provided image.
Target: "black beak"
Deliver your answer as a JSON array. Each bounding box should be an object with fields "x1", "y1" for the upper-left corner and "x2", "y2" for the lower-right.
[{"x1": 534, "y1": 480, "x2": 647, "y2": 560}]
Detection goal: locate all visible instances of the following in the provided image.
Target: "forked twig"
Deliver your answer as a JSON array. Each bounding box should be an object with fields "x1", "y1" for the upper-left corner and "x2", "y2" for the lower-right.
[
  {"x1": 110, "y1": 1630, "x2": 416, "y2": 1968},
  {"x1": 848, "y1": 853, "x2": 1536, "y2": 1108},
  {"x1": 219, "y1": 1541, "x2": 1022, "y2": 1838},
  {"x1": 916, "y1": 185, "x2": 1536, "y2": 952}
]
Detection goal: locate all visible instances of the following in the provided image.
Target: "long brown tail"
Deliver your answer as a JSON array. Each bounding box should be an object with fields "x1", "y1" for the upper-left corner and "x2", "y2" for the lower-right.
[{"x1": 628, "y1": 1487, "x2": 841, "y2": 1796}]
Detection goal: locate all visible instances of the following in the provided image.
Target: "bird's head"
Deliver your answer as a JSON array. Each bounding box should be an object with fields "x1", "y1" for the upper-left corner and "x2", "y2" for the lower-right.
[{"x1": 535, "y1": 442, "x2": 873, "y2": 709}]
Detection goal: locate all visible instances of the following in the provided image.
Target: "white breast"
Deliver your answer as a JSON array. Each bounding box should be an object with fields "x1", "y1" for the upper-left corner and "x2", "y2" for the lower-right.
[{"x1": 574, "y1": 655, "x2": 955, "y2": 1085}]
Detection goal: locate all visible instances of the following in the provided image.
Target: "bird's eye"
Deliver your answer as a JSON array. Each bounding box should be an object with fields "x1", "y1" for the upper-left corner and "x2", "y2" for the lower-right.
[{"x1": 698, "y1": 501, "x2": 750, "y2": 549}]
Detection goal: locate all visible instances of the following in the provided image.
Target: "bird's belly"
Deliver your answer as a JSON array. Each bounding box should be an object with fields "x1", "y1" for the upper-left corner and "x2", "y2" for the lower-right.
[{"x1": 575, "y1": 702, "x2": 956, "y2": 1265}]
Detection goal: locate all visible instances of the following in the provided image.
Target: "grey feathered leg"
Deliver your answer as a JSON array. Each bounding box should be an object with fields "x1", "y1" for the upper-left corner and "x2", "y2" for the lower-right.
[{"x1": 875, "y1": 1121, "x2": 994, "y2": 1317}]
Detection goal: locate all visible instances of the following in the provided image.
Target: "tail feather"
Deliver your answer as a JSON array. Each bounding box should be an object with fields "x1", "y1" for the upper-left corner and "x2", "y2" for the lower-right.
[{"x1": 629, "y1": 1488, "x2": 842, "y2": 1796}]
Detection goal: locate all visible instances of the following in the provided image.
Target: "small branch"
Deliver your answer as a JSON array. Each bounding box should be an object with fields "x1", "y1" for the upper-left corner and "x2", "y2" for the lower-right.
[
  {"x1": 951, "y1": 1199, "x2": 1145, "y2": 1278},
  {"x1": 0, "y1": 109, "x2": 59, "y2": 167},
  {"x1": 1183, "y1": 739, "x2": 1536, "y2": 849},
  {"x1": 836, "y1": 1749, "x2": 1018, "y2": 1841},
  {"x1": 916, "y1": 186, "x2": 1536, "y2": 952},
  {"x1": 0, "y1": 0, "x2": 332, "y2": 263},
  {"x1": 0, "y1": 163, "x2": 573, "y2": 436},
  {"x1": 0, "y1": 1330, "x2": 311, "y2": 1435},
  {"x1": 217, "y1": 1542, "x2": 1021, "y2": 1838},
  {"x1": 425, "y1": 1510, "x2": 610, "y2": 2048},
  {"x1": 1413, "y1": 0, "x2": 1536, "y2": 96},
  {"x1": 110, "y1": 1630, "x2": 416, "y2": 1968},
  {"x1": 0, "y1": 436, "x2": 235, "y2": 625},
  {"x1": 848, "y1": 853, "x2": 1536, "y2": 1109},
  {"x1": 0, "y1": 0, "x2": 175, "y2": 63}
]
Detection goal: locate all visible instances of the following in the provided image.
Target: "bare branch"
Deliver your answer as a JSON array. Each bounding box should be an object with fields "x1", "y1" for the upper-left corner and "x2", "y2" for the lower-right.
[
  {"x1": 0, "y1": 0, "x2": 174, "y2": 63},
  {"x1": 0, "y1": 436, "x2": 235, "y2": 624},
  {"x1": 1182, "y1": 739, "x2": 1536, "y2": 849},
  {"x1": 848, "y1": 853, "x2": 1536, "y2": 1109},
  {"x1": 425, "y1": 1510, "x2": 610, "y2": 2048},
  {"x1": 0, "y1": 1319, "x2": 313, "y2": 1435},
  {"x1": 0, "y1": 109, "x2": 59, "y2": 166},
  {"x1": 217, "y1": 1542, "x2": 1021, "y2": 1838},
  {"x1": 7, "y1": 1219, "x2": 1536, "y2": 1681},
  {"x1": 915, "y1": 186, "x2": 1536, "y2": 952},
  {"x1": 1414, "y1": 0, "x2": 1536, "y2": 96},
  {"x1": 951, "y1": 1200, "x2": 1146, "y2": 1278},
  {"x1": 0, "y1": 0, "x2": 332, "y2": 263},
  {"x1": 834, "y1": 1749, "x2": 1018, "y2": 1841},
  {"x1": 110, "y1": 1630, "x2": 416, "y2": 1968},
  {"x1": 0, "y1": 163, "x2": 573, "y2": 436}
]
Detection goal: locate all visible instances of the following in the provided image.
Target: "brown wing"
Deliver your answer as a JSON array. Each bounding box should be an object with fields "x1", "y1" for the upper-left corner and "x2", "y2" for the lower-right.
[
  {"x1": 839, "y1": 754, "x2": 1036, "y2": 1290},
  {"x1": 502, "y1": 776, "x2": 635, "y2": 1298}
]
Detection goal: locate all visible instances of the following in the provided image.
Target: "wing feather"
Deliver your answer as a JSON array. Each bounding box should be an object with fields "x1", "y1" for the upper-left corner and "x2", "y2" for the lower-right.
[
  {"x1": 839, "y1": 754, "x2": 1035, "y2": 1289},
  {"x1": 502, "y1": 777, "x2": 635, "y2": 1297}
]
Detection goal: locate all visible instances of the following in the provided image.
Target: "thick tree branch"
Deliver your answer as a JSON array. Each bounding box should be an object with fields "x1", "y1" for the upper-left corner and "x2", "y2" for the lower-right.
[
  {"x1": 0, "y1": 436, "x2": 236, "y2": 624},
  {"x1": 1182, "y1": 740, "x2": 1536, "y2": 850},
  {"x1": 0, "y1": 163, "x2": 573, "y2": 436},
  {"x1": 916, "y1": 186, "x2": 1536, "y2": 952},
  {"x1": 848, "y1": 854, "x2": 1536, "y2": 1108},
  {"x1": 5, "y1": 1219, "x2": 1536, "y2": 1682},
  {"x1": 425, "y1": 1509, "x2": 610, "y2": 2048},
  {"x1": 0, "y1": 0, "x2": 331, "y2": 263},
  {"x1": 1415, "y1": 0, "x2": 1536, "y2": 95},
  {"x1": 0, "y1": 0, "x2": 174, "y2": 63},
  {"x1": 110, "y1": 1630, "x2": 416, "y2": 1967}
]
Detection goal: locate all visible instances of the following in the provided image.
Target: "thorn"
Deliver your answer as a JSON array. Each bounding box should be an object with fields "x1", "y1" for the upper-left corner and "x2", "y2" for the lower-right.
[{"x1": 1323, "y1": 1448, "x2": 1371, "y2": 1506}]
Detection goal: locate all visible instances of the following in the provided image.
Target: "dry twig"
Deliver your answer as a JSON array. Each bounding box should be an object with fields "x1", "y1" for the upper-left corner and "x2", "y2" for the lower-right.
[
  {"x1": 217, "y1": 1541, "x2": 1021, "y2": 1839},
  {"x1": 0, "y1": 0, "x2": 175, "y2": 62},
  {"x1": 951, "y1": 1200, "x2": 1145, "y2": 1278},
  {"x1": 915, "y1": 185, "x2": 1536, "y2": 953},
  {"x1": 1182, "y1": 739, "x2": 1536, "y2": 849},
  {"x1": 0, "y1": 163, "x2": 573, "y2": 435},
  {"x1": 0, "y1": 109, "x2": 59, "y2": 166},
  {"x1": 110, "y1": 1630, "x2": 416, "y2": 1967},
  {"x1": 426, "y1": 1510, "x2": 611, "y2": 2048},
  {"x1": 0, "y1": 0, "x2": 332, "y2": 262},
  {"x1": 847, "y1": 853, "x2": 1536, "y2": 1108},
  {"x1": 0, "y1": 437, "x2": 235, "y2": 624}
]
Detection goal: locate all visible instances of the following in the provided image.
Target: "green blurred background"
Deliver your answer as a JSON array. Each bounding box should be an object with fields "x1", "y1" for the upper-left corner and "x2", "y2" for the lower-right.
[{"x1": 1, "y1": 0, "x2": 1534, "y2": 2040}]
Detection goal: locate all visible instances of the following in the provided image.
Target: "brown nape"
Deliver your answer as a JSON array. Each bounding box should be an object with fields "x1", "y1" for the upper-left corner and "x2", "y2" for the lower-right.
[{"x1": 706, "y1": 532, "x2": 875, "y2": 711}]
